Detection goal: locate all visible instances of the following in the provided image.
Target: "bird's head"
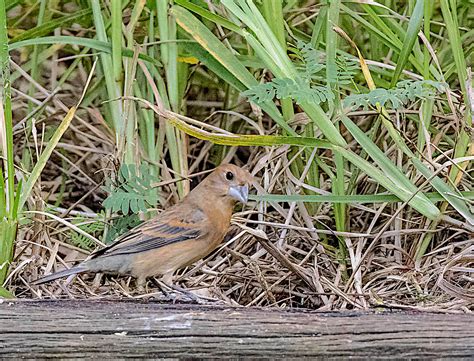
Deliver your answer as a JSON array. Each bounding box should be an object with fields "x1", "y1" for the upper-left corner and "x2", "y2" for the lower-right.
[{"x1": 201, "y1": 164, "x2": 253, "y2": 204}]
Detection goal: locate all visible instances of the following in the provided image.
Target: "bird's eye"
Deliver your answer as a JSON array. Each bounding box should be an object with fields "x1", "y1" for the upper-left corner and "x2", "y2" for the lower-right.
[{"x1": 225, "y1": 171, "x2": 234, "y2": 181}]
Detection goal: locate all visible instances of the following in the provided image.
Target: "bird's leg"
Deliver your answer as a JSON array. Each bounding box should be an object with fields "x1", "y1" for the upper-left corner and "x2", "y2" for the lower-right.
[
  {"x1": 156, "y1": 280, "x2": 205, "y2": 304},
  {"x1": 148, "y1": 277, "x2": 170, "y2": 299},
  {"x1": 136, "y1": 276, "x2": 147, "y2": 294},
  {"x1": 59, "y1": 281, "x2": 75, "y2": 298},
  {"x1": 65, "y1": 274, "x2": 77, "y2": 285},
  {"x1": 158, "y1": 272, "x2": 202, "y2": 303},
  {"x1": 158, "y1": 273, "x2": 220, "y2": 304},
  {"x1": 91, "y1": 273, "x2": 102, "y2": 290},
  {"x1": 142, "y1": 274, "x2": 220, "y2": 304}
]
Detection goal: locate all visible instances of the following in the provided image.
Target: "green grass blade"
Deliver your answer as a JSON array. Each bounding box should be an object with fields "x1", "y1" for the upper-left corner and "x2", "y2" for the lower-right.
[
  {"x1": 182, "y1": 39, "x2": 246, "y2": 91},
  {"x1": 440, "y1": 0, "x2": 468, "y2": 96},
  {"x1": 91, "y1": 0, "x2": 122, "y2": 139},
  {"x1": 0, "y1": 286, "x2": 14, "y2": 298},
  {"x1": 0, "y1": 0, "x2": 17, "y2": 286},
  {"x1": 18, "y1": 107, "x2": 76, "y2": 211},
  {"x1": 10, "y1": 36, "x2": 162, "y2": 68},
  {"x1": 412, "y1": 158, "x2": 474, "y2": 225},
  {"x1": 390, "y1": 0, "x2": 424, "y2": 87},
  {"x1": 0, "y1": 168, "x2": 5, "y2": 219},
  {"x1": 341, "y1": 116, "x2": 440, "y2": 220},
  {"x1": 170, "y1": 116, "x2": 438, "y2": 220},
  {"x1": 174, "y1": 0, "x2": 241, "y2": 32},
  {"x1": 11, "y1": 8, "x2": 92, "y2": 42},
  {"x1": 252, "y1": 191, "x2": 474, "y2": 204},
  {"x1": 168, "y1": 117, "x2": 330, "y2": 147},
  {"x1": 0, "y1": 0, "x2": 14, "y2": 217},
  {"x1": 172, "y1": 6, "x2": 259, "y2": 92},
  {"x1": 261, "y1": 0, "x2": 294, "y2": 122},
  {"x1": 221, "y1": 0, "x2": 346, "y2": 145},
  {"x1": 172, "y1": 5, "x2": 295, "y2": 135},
  {"x1": 111, "y1": 0, "x2": 123, "y2": 84}
]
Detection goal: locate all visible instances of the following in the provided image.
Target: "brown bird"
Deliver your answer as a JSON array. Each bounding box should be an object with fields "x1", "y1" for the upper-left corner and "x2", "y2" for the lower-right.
[{"x1": 33, "y1": 164, "x2": 253, "y2": 288}]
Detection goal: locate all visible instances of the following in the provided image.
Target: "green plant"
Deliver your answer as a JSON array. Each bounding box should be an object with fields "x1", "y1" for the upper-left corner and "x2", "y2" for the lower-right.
[
  {"x1": 1, "y1": 0, "x2": 85, "y2": 291},
  {"x1": 343, "y1": 80, "x2": 446, "y2": 110},
  {"x1": 103, "y1": 163, "x2": 160, "y2": 216},
  {"x1": 70, "y1": 217, "x2": 105, "y2": 251},
  {"x1": 3, "y1": 0, "x2": 472, "y2": 308},
  {"x1": 242, "y1": 41, "x2": 359, "y2": 106},
  {"x1": 0, "y1": 0, "x2": 21, "y2": 293},
  {"x1": 104, "y1": 214, "x2": 141, "y2": 244},
  {"x1": 174, "y1": 2, "x2": 443, "y2": 221}
]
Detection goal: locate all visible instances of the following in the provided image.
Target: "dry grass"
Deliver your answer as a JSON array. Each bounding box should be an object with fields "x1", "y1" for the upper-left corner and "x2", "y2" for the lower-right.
[
  {"x1": 3, "y1": 1, "x2": 473, "y2": 312},
  {"x1": 6, "y1": 62, "x2": 471, "y2": 311}
]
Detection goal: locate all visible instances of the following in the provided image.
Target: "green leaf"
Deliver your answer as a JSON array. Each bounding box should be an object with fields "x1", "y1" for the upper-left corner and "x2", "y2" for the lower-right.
[
  {"x1": 69, "y1": 216, "x2": 105, "y2": 251},
  {"x1": 412, "y1": 158, "x2": 474, "y2": 225},
  {"x1": 344, "y1": 80, "x2": 445, "y2": 110},
  {"x1": 19, "y1": 107, "x2": 76, "y2": 211},
  {"x1": 341, "y1": 116, "x2": 440, "y2": 220},
  {"x1": 172, "y1": 5, "x2": 296, "y2": 135},
  {"x1": 178, "y1": 34, "x2": 247, "y2": 92},
  {"x1": 11, "y1": 9, "x2": 92, "y2": 43},
  {"x1": 390, "y1": 0, "x2": 424, "y2": 86},
  {"x1": 0, "y1": 286, "x2": 14, "y2": 298},
  {"x1": 9, "y1": 36, "x2": 162, "y2": 68},
  {"x1": 170, "y1": 116, "x2": 440, "y2": 220},
  {"x1": 174, "y1": 0, "x2": 241, "y2": 32},
  {"x1": 103, "y1": 163, "x2": 160, "y2": 216},
  {"x1": 104, "y1": 214, "x2": 141, "y2": 244},
  {"x1": 251, "y1": 191, "x2": 474, "y2": 204}
]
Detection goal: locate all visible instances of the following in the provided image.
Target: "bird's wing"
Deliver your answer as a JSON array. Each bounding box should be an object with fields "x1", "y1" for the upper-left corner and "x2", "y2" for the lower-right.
[{"x1": 92, "y1": 206, "x2": 207, "y2": 258}]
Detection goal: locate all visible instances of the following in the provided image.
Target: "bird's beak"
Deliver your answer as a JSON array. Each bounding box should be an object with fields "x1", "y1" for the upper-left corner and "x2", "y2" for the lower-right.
[{"x1": 228, "y1": 184, "x2": 249, "y2": 204}]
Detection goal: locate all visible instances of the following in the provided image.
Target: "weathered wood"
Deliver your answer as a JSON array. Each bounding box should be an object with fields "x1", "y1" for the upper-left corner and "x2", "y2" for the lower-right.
[{"x1": 0, "y1": 300, "x2": 473, "y2": 358}]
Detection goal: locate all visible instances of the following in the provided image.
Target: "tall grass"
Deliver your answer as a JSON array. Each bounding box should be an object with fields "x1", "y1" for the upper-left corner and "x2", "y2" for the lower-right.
[
  {"x1": 0, "y1": 0, "x2": 19, "y2": 294},
  {"x1": 1, "y1": 0, "x2": 472, "y2": 305}
]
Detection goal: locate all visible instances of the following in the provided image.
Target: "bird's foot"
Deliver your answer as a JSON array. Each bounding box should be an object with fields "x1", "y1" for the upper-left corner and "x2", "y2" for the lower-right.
[
  {"x1": 154, "y1": 280, "x2": 223, "y2": 305},
  {"x1": 164, "y1": 291, "x2": 205, "y2": 304}
]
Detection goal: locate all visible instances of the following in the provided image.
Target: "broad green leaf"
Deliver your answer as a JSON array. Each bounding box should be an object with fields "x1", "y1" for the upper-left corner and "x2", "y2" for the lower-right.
[
  {"x1": 180, "y1": 35, "x2": 247, "y2": 92},
  {"x1": 174, "y1": 0, "x2": 241, "y2": 32},
  {"x1": 173, "y1": 5, "x2": 263, "y2": 91}
]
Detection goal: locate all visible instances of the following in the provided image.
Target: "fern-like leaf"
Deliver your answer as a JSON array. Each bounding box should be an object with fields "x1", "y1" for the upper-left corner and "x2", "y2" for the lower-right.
[
  {"x1": 297, "y1": 40, "x2": 325, "y2": 79},
  {"x1": 242, "y1": 41, "x2": 355, "y2": 108},
  {"x1": 104, "y1": 214, "x2": 141, "y2": 244},
  {"x1": 69, "y1": 216, "x2": 105, "y2": 251},
  {"x1": 336, "y1": 56, "x2": 359, "y2": 85},
  {"x1": 242, "y1": 77, "x2": 334, "y2": 107},
  {"x1": 103, "y1": 162, "x2": 159, "y2": 215},
  {"x1": 343, "y1": 80, "x2": 446, "y2": 110}
]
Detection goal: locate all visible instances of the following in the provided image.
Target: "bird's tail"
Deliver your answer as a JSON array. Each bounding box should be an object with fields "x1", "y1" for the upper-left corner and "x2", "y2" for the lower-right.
[{"x1": 31, "y1": 265, "x2": 88, "y2": 285}]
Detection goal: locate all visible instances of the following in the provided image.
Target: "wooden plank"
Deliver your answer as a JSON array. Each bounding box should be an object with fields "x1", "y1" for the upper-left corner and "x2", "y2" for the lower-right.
[{"x1": 0, "y1": 300, "x2": 473, "y2": 358}]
